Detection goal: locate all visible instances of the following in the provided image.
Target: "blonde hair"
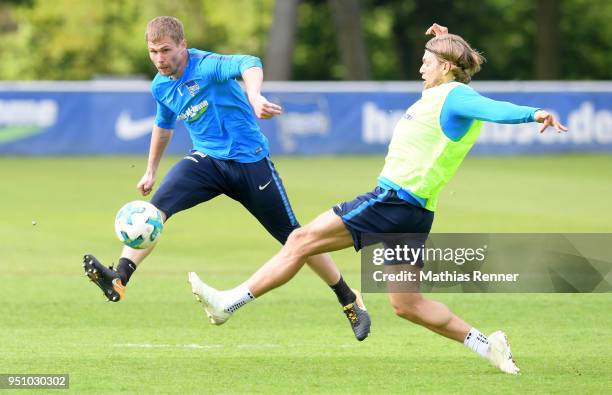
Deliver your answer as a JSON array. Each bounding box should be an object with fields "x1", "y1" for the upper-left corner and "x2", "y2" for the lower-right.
[
  {"x1": 425, "y1": 34, "x2": 485, "y2": 84},
  {"x1": 145, "y1": 16, "x2": 184, "y2": 44}
]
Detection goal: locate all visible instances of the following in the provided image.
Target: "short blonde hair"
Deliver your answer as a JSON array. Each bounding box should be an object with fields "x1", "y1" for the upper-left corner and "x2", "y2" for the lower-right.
[
  {"x1": 145, "y1": 16, "x2": 184, "y2": 44},
  {"x1": 425, "y1": 34, "x2": 485, "y2": 84}
]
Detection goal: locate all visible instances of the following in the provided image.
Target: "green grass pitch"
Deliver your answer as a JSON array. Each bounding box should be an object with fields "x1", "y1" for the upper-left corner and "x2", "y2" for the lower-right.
[{"x1": 0, "y1": 154, "x2": 611, "y2": 393}]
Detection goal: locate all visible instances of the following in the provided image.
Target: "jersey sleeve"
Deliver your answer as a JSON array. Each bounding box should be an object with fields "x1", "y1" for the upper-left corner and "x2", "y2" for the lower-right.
[
  {"x1": 196, "y1": 53, "x2": 262, "y2": 82},
  {"x1": 443, "y1": 84, "x2": 539, "y2": 124},
  {"x1": 154, "y1": 99, "x2": 176, "y2": 129}
]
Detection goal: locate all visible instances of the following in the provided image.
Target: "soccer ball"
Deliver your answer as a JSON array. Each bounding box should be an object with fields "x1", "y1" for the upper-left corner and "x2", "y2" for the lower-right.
[{"x1": 114, "y1": 200, "x2": 164, "y2": 249}]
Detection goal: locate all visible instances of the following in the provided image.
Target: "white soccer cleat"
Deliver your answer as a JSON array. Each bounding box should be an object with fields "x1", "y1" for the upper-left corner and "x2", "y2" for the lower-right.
[
  {"x1": 188, "y1": 272, "x2": 231, "y2": 325},
  {"x1": 486, "y1": 330, "x2": 520, "y2": 374}
]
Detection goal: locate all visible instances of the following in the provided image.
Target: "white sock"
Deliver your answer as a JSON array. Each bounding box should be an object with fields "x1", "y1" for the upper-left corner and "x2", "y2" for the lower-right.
[
  {"x1": 222, "y1": 284, "x2": 255, "y2": 314},
  {"x1": 464, "y1": 328, "x2": 489, "y2": 358}
]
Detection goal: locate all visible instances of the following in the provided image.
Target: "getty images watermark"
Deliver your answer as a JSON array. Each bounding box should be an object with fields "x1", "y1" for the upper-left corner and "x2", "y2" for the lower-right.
[
  {"x1": 370, "y1": 243, "x2": 519, "y2": 283},
  {"x1": 360, "y1": 233, "x2": 612, "y2": 293}
]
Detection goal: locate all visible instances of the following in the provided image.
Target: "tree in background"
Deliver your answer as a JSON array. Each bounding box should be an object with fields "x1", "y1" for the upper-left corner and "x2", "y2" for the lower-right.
[
  {"x1": 0, "y1": 0, "x2": 273, "y2": 80},
  {"x1": 267, "y1": 0, "x2": 371, "y2": 81},
  {"x1": 265, "y1": 0, "x2": 301, "y2": 80},
  {"x1": 535, "y1": 0, "x2": 561, "y2": 79},
  {"x1": 0, "y1": 0, "x2": 610, "y2": 81},
  {"x1": 329, "y1": 0, "x2": 371, "y2": 80}
]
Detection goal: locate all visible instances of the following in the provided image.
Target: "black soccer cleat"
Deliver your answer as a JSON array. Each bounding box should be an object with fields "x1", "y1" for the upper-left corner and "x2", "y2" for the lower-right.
[
  {"x1": 343, "y1": 289, "x2": 371, "y2": 341},
  {"x1": 82, "y1": 254, "x2": 125, "y2": 302}
]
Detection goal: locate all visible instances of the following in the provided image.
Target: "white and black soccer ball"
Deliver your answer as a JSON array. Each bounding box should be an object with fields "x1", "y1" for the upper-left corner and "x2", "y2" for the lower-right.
[{"x1": 114, "y1": 200, "x2": 164, "y2": 249}]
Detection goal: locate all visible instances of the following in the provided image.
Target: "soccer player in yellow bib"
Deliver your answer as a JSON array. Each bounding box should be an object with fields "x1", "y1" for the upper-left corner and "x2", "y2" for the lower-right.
[{"x1": 188, "y1": 23, "x2": 567, "y2": 374}]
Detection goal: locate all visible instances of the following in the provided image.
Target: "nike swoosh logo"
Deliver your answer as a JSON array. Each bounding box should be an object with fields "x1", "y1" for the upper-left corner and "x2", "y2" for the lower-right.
[
  {"x1": 258, "y1": 180, "x2": 272, "y2": 190},
  {"x1": 115, "y1": 112, "x2": 156, "y2": 140}
]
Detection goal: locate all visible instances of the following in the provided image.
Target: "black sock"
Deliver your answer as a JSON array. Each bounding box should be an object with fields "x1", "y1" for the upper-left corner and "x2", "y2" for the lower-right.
[
  {"x1": 116, "y1": 257, "x2": 137, "y2": 285},
  {"x1": 330, "y1": 276, "x2": 356, "y2": 306}
]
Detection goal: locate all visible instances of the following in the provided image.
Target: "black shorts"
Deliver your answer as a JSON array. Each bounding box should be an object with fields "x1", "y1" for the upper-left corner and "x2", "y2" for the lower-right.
[
  {"x1": 151, "y1": 152, "x2": 299, "y2": 244},
  {"x1": 333, "y1": 186, "x2": 434, "y2": 252}
]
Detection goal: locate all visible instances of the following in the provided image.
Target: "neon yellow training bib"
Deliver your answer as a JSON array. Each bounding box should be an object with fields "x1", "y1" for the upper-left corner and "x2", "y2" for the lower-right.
[{"x1": 379, "y1": 82, "x2": 482, "y2": 211}]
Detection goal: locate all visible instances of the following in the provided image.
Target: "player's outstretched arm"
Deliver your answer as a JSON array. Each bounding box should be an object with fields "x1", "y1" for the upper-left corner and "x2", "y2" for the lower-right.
[
  {"x1": 242, "y1": 67, "x2": 282, "y2": 119},
  {"x1": 443, "y1": 86, "x2": 568, "y2": 135},
  {"x1": 137, "y1": 125, "x2": 173, "y2": 196},
  {"x1": 425, "y1": 23, "x2": 449, "y2": 36},
  {"x1": 534, "y1": 110, "x2": 568, "y2": 133}
]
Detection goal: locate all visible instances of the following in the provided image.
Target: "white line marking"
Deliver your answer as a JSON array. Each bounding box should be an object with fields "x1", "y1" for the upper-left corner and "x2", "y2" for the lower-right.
[
  {"x1": 237, "y1": 344, "x2": 280, "y2": 349},
  {"x1": 114, "y1": 343, "x2": 223, "y2": 349}
]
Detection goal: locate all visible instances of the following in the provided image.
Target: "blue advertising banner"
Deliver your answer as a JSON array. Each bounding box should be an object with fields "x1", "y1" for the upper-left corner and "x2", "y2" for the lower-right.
[{"x1": 0, "y1": 81, "x2": 610, "y2": 155}]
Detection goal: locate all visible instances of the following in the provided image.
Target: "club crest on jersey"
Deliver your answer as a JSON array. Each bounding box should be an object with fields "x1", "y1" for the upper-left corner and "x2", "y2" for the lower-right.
[{"x1": 184, "y1": 80, "x2": 200, "y2": 97}]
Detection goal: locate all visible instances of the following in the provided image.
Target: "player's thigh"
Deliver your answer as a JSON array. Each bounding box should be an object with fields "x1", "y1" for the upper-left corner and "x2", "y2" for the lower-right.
[
  {"x1": 387, "y1": 290, "x2": 425, "y2": 320},
  {"x1": 151, "y1": 154, "x2": 224, "y2": 219},
  {"x1": 292, "y1": 209, "x2": 355, "y2": 256}
]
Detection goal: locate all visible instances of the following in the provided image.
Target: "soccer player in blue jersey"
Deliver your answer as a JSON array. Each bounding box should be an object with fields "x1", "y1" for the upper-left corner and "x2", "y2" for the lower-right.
[
  {"x1": 83, "y1": 16, "x2": 370, "y2": 341},
  {"x1": 188, "y1": 23, "x2": 567, "y2": 374}
]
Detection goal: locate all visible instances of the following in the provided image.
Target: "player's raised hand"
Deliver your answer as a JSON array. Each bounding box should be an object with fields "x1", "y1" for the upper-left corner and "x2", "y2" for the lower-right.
[
  {"x1": 425, "y1": 23, "x2": 449, "y2": 36},
  {"x1": 249, "y1": 94, "x2": 282, "y2": 119},
  {"x1": 534, "y1": 110, "x2": 568, "y2": 133},
  {"x1": 137, "y1": 173, "x2": 156, "y2": 196}
]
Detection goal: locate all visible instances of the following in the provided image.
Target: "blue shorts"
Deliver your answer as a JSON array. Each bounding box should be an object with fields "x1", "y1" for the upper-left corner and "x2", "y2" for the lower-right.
[
  {"x1": 333, "y1": 186, "x2": 434, "y2": 252},
  {"x1": 151, "y1": 152, "x2": 299, "y2": 244}
]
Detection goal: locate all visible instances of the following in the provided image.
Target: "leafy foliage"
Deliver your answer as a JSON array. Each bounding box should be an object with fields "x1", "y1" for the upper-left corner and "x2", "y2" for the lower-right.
[{"x1": 0, "y1": 0, "x2": 610, "y2": 80}]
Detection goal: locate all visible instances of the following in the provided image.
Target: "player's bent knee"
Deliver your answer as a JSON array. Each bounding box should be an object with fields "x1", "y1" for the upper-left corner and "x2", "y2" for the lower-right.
[
  {"x1": 286, "y1": 225, "x2": 326, "y2": 258},
  {"x1": 390, "y1": 296, "x2": 425, "y2": 323},
  {"x1": 286, "y1": 227, "x2": 305, "y2": 245},
  {"x1": 285, "y1": 228, "x2": 312, "y2": 257},
  {"x1": 392, "y1": 304, "x2": 420, "y2": 322},
  {"x1": 287, "y1": 226, "x2": 311, "y2": 244}
]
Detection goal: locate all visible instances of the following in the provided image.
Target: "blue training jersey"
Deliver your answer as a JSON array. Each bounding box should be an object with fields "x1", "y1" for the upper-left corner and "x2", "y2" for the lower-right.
[{"x1": 151, "y1": 48, "x2": 268, "y2": 163}]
